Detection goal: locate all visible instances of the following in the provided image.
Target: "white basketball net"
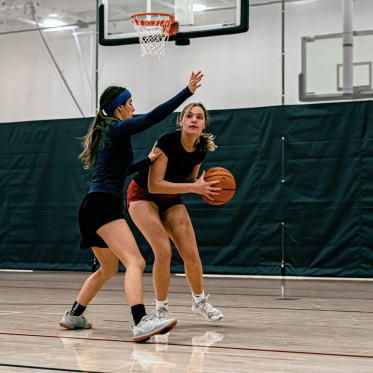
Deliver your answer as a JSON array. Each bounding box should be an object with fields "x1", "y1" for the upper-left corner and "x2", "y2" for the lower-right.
[{"x1": 132, "y1": 15, "x2": 172, "y2": 58}]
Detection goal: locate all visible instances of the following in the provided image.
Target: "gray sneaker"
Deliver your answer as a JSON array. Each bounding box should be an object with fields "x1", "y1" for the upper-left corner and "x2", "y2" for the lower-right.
[
  {"x1": 131, "y1": 314, "x2": 177, "y2": 343},
  {"x1": 152, "y1": 306, "x2": 169, "y2": 319},
  {"x1": 59, "y1": 310, "x2": 92, "y2": 330},
  {"x1": 192, "y1": 294, "x2": 224, "y2": 322},
  {"x1": 151, "y1": 307, "x2": 174, "y2": 334}
]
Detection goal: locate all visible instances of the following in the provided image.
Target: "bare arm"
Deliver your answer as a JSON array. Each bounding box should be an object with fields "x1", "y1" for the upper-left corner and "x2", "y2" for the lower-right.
[{"x1": 148, "y1": 151, "x2": 221, "y2": 200}]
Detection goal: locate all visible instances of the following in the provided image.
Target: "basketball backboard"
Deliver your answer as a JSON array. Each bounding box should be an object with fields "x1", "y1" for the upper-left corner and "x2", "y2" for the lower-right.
[
  {"x1": 299, "y1": 30, "x2": 373, "y2": 102},
  {"x1": 99, "y1": 0, "x2": 249, "y2": 46}
]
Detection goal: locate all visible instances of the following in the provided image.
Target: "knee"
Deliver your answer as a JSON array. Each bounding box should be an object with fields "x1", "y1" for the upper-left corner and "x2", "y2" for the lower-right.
[
  {"x1": 98, "y1": 264, "x2": 118, "y2": 280},
  {"x1": 128, "y1": 256, "x2": 146, "y2": 272},
  {"x1": 183, "y1": 250, "x2": 201, "y2": 266},
  {"x1": 154, "y1": 248, "x2": 172, "y2": 264},
  {"x1": 137, "y1": 257, "x2": 146, "y2": 272}
]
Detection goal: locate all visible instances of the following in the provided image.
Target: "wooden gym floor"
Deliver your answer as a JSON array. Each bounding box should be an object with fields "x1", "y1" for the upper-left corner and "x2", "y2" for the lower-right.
[{"x1": 0, "y1": 271, "x2": 372, "y2": 372}]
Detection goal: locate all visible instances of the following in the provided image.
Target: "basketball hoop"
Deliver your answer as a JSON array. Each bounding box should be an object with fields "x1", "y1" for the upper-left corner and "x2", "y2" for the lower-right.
[{"x1": 131, "y1": 13, "x2": 178, "y2": 58}]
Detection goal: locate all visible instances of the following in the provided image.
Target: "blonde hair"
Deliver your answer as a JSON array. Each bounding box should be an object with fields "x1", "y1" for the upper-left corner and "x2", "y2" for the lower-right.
[
  {"x1": 79, "y1": 86, "x2": 125, "y2": 169},
  {"x1": 177, "y1": 103, "x2": 217, "y2": 152}
]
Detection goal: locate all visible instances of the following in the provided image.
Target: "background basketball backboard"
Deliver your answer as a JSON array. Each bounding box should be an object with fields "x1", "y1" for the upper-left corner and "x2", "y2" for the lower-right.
[
  {"x1": 99, "y1": 0, "x2": 249, "y2": 46},
  {"x1": 299, "y1": 30, "x2": 373, "y2": 102}
]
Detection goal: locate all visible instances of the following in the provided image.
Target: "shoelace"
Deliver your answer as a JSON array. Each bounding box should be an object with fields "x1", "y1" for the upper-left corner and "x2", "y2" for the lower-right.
[
  {"x1": 149, "y1": 307, "x2": 169, "y2": 319},
  {"x1": 131, "y1": 316, "x2": 152, "y2": 330}
]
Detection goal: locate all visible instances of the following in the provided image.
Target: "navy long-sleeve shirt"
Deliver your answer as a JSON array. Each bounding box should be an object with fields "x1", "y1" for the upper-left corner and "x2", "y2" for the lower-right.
[{"x1": 88, "y1": 86, "x2": 193, "y2": 198}]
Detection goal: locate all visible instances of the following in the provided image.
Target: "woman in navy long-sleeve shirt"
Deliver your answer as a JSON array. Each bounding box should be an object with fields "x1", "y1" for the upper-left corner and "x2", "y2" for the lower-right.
[{"x1": 59, "y1": 72, "x2": 203, "y2": 342}]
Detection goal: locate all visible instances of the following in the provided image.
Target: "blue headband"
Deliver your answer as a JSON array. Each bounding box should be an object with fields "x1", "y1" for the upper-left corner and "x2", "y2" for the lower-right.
[{"x1": 103, "y1": 89, "x2": 132, "y2": 113}]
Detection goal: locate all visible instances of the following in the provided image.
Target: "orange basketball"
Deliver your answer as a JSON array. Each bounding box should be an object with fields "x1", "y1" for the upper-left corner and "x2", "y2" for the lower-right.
[{"x1": 202, "y1": 167, "x2": 236, "y2": 205}]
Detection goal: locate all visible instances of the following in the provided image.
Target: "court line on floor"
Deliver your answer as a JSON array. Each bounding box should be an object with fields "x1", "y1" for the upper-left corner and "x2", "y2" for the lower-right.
[
  {"x1": 1, "y1": 332, "x2": 372, "y2": 360},
  {"x1": 176, "y1": 274, "x2": 373, "y2": 282},
  {"x1": 0, "y1": 363, "x2": 99, "y2": 372},
  {"x1": 4, "y1": 277, "x2": 372, "y2": 292},
  {"x1": 0, "y1": 303, "x2": 372, "y2": 314},
  {"x1": 0, "y1": 311, "x2": 25, "y2": 316},
  {"x1": 1, "y1": 287, "x2": 373, "y2": 300}
]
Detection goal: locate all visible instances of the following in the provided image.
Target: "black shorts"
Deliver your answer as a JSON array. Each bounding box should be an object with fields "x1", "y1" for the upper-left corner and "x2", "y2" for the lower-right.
[{"x1": 79, "y1": 192, "x2": 125, "y2": 249}]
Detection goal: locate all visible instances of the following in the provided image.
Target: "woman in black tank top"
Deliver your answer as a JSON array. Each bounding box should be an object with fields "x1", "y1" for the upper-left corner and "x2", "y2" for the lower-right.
[{"x1": 128, "y1": 103, "x2": 225, "y2": 323}]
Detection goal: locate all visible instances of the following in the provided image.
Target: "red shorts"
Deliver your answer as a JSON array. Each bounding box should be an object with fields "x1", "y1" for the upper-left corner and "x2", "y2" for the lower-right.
[{"x1": 127, "y1": 180, "x2": 184, "y2": 215}]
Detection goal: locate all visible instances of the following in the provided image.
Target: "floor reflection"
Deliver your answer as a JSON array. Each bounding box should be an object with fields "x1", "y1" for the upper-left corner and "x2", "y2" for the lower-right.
[
  {"x1": 130, "y1": 334, "x2": 177, "y2": 372},
  {"x1": 59, "y1": 330, "x2": 224, "y2": 372},
  {"x1": 59, "y1": 329, "x2": 103, "y2": 371},
  {"x1": 187, "y1": 332, "x2": 224, "y2": 373}
]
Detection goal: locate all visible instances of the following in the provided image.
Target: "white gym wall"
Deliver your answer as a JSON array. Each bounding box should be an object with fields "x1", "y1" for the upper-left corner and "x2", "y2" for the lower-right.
[{"x1": 0, "y1": 0, "x2": 372, "y2": 123}]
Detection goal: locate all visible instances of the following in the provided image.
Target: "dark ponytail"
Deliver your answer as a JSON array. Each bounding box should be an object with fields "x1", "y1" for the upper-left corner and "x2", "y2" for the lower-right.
[{"x1": 79, "y1": 86, "x2": 126, "y2": 169}]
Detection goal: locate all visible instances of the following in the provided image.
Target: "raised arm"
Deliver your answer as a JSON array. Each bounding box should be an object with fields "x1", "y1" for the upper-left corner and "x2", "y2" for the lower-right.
[
  {"x1": 114, "y1": 72, "x2": 203, "y2": 137},
  {"x1": 148, "y1": 151, "x2": 220, "y2": 201}
]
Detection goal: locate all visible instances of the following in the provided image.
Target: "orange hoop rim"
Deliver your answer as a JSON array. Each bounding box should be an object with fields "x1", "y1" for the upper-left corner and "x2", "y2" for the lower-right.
[{"x1": 131, "y1": 13, "x2": 176, "y2": 27}]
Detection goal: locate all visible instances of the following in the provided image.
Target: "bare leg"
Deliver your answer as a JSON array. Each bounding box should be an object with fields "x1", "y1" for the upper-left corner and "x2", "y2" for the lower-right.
[
  {"x1": 76, "y1": 247, "x2": 119, "y2": 306},
  {"x1": 96, "y1": 219, "x2": 145, "y2": 306},
  {"x1": 129, "y1": 201, "x2": 172, "y2": 301},
  {"x1": 163, "y1": 205, "x2": 224, "y2": 321},
  {"x1": 64, "y1": 218, "x2": 178, "y2": 338},
  {"x1": 161, "y1": 204, "x2": 203, "y2": 295}
]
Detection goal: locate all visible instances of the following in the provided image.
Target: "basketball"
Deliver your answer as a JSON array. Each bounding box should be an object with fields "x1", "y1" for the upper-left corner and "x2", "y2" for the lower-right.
[{"x1": 202, "y1": 167, "x2": 236, "y2": 205}]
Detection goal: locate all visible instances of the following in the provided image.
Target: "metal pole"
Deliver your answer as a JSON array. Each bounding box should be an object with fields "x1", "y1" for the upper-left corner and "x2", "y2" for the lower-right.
[
  {"x1": 90, "y1": 32, "x2": 95, "y2": 115},
  {"x1": 147, "y1": 0, "x2": 152, "y2": 22},
  {"x1": 31, "y1": 9, "x2": 85, "y2": 117},
  {"x1": 281, "y1": 222, "x2": 286, "y2": 276},
  {"x1": 282, "y1": 137, "x2": 285, "y2": 182},
  {"x1": 91, "y1": 0, "x2": 100, "y2": 271},
  {"x1": 342, "y1": 0, "x2": 353, "y2": 95},
  {"x1": 72, "y1": 32, "x2": 93, "y2": 90},
  {"x1": 281, "y1": 0, "x2": 285, "y2": 105},
  {"x1": 95, "y1": 0, "x2": 99, "y2": 114},
  {"x1": 281, "y1": 137, "x2": 285, "y2": 276}
]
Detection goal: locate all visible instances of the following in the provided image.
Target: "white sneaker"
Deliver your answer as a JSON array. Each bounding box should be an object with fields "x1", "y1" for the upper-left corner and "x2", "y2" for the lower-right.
[
  {"x1": 59, "y1": 310, "x2": 92, "y2": 330},
  {"x1": 131, "y1": 315, "x2": 177, "y2": 343},
  {"x1": 192, "y1": 294, "x2": 224, "y2": 322},
  {"x1": 152, "y1": 306, "x2": 169, "y2": 319}
]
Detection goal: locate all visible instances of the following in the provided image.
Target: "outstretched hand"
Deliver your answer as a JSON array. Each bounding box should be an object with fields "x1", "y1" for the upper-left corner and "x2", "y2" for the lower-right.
[
  {"x1": 148, "y1": 142, "x2": 162, "y2": 162},
  {"x1": 188, "y1": 71, "x2": 203, "y2": 94},
  {"x1": 193, "y1": 171, "x2": 221, "y2": 201}
]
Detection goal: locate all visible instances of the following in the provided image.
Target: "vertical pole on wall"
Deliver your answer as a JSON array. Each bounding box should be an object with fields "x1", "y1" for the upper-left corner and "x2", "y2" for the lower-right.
[
  {"x1": 281, "y1": 0, "x2": 285, "y2": 105},
  {"x1": 281, "y1": 137, "x2": 286, "y2": 276},
  {"x1": 342, "y1": 0, "x2": 354, "y2": 95},
  {"x1": 147, "y1": 0, "x2": 152, "y2": 22},
  {"x1": 92, "y1": 0, "x2": 100, "y2": 273},
  {"x1": 282, "y1": 137, "x2": 285, "y2": 182},
  {"x1": 281, "y1": 222, "x2": 286, "y2": 276},
  {"x1": 91, "y1": 32, "x2": 95, "y2": 114},
  {"x1": 95, "y1": 0, "x2": 99, "y2": 114}
]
